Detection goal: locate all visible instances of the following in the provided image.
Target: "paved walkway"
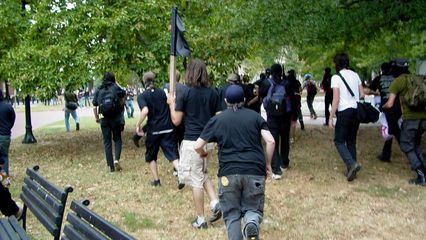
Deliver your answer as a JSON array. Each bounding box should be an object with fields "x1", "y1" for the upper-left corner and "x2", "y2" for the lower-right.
[
  {"x1": 11, "y1": 107, "x2": 94, "y2": 139},
  {"x1": 11, "y1": 95, "x2": 377, "y2": 139}
]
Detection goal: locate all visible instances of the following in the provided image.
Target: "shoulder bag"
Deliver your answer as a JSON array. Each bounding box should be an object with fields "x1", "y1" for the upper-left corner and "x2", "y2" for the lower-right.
[{"x1": 337, "y1": 73, "x2": 379, "y2": 123}]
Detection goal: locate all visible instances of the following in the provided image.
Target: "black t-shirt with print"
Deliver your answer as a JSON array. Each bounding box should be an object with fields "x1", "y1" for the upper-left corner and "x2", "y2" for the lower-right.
[
  {"x1": 137, "y1": 88, "x2": 173, "y2": 133},
  {"x1": 200, "y1": 108, "x2": 269, "y2": 177},
  {"x1": 175, "y1": 87, "x2": 220, "y2": 141}
]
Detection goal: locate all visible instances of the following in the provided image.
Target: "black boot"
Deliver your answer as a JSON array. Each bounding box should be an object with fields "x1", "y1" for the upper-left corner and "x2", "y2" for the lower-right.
[
  {"x1": 408, "y1": 168, "x2": 426, "y2": 186},
  {"x1": 300, "y1": 121, "x2": 305, "y2": 130},
  {"x1": 76, "y1": 123, "x2": 80, "y2": 131}
]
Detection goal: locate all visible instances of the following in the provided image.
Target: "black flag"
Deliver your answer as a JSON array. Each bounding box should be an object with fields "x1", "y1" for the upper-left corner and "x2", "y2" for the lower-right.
[{"x1": 170, "y1": 6, "x2": 191, "y2": 57}]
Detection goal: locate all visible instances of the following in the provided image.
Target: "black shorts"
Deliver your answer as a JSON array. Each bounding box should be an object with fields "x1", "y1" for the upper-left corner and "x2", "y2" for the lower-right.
[{"x1": 145, "y1": 132, "x2": 179, "y2": 162}]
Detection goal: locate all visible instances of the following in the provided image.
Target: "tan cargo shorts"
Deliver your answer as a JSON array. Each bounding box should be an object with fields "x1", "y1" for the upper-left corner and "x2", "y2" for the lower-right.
[{"x1": 178, "y1": 140, "x2": 214, "y2": 188}]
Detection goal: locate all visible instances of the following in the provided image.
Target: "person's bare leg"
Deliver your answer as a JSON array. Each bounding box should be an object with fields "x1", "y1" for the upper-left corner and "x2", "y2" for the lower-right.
[
  {"x1": 149, "y1": 161, "x2": 159, "y2": 180},
  {"x1": 204, "y1": 178, "x2": 218, "y2": 202},
  {"x1": 192, "y1": 187, "x2": 205, "y2": 217}
]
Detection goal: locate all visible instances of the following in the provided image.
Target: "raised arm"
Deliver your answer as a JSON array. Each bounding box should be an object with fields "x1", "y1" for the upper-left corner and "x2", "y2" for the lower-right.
[{"x1": 167, "y1": 95, "x2": 184, "y2": 126}]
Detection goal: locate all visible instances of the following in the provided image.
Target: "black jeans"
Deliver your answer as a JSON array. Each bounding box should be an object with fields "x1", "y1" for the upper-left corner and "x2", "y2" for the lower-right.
[
  {"x1": 267, "y1": 114, "x2": 291, "y2": 175},
  {"x1": 100, "y1": 117, "x2": 123, "y2": 167},
  {"x1": 334, "y1": 108, "x2": 360, "y2": 168},
  {"x1": 324, "y1": 92, "x2": 332, "y2": 125}
]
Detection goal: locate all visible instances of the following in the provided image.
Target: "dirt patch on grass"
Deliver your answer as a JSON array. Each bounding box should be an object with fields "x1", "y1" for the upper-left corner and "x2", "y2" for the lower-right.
[{"x1": 7, "y1": 121, "x2": 426, "y2": 239}]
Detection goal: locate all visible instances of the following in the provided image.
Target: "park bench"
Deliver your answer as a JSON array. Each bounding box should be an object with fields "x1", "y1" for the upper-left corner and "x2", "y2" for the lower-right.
[
  {"x1": 0, "y1": 216, "x2": 29, "y2": 240},
  {"x1": 61, "y1": 199, "x2": 136, "y2": 240},
  {"x1": 20, "y1": 165, "x2": 73, "y2": 240}
]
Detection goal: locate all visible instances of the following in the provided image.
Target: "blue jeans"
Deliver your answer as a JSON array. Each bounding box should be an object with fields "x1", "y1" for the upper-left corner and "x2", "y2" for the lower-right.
[
  {"x1": 125, "y1": 100, "x2": 134, "y2": 118},
  {"x1": 64, "y1": 109, "x2": 79, "y2": 132},
  {"x1": 0, "y1": 135, "x2": 11, "y2": 174},
  {"x1": 306, "y1": 94, "x2": 316, "y2": 117},
  {"x1": 334, "y1": 108, "x2": 360, "y2": 168},
  {"x1": 399, "y1": 119, "x2": 426, "y2": 170},
  {"x1": 218, "y1": 174, "x2": 265, "y2": 240}
]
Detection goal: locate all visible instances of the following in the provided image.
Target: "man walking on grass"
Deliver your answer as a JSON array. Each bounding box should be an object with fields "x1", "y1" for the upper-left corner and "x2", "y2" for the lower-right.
[
  {"x1": 195, "y1": 85, "x2": 275, "y2": 240},
  {"x1": 135, "y1": 72, "x2": 180, "y2": 187},
  {"x1": 382, "y1": 59, "x2": 426, "y2": 186},
  {"x1": 93, "y1": 72, "x2": 126, "y2": 172}
]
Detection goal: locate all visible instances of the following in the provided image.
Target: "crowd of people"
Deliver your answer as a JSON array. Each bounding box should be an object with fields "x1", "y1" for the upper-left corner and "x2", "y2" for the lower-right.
[{"x1": 1, "y1": 53, "x2": 424, "y2": 240}]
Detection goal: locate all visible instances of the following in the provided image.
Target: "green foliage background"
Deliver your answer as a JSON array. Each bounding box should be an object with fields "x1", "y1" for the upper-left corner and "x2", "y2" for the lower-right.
[{"x1": 1, "y1": 0, "x2": 425, "y2": 99}]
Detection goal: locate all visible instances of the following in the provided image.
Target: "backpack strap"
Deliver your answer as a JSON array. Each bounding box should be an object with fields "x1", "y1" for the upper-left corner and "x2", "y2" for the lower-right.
[{"x1": 337, "y1": 73, "x2": 355, "y2": 98}]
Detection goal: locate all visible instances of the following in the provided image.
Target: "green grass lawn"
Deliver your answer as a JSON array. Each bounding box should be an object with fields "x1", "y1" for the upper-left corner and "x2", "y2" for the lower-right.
[{"x1": 7, "y1": 117, "x2": 426, "y2": 240}]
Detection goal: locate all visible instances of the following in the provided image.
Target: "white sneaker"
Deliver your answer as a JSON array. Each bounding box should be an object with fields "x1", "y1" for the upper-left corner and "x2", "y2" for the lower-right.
[
  {"x1": 114, "y1": 160, "x2": 122, "y2": 171},
  {"x1": 271, "y1": 174, "x2": 282, "y2": 180}
]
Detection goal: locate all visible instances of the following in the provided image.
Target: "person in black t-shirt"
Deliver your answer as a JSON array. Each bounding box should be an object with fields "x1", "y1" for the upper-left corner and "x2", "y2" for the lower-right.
[
  {"x1": 0, "y1": 91, "x2": 15, "y2": 175},
  {"x1": 260, "y1": 64, "x2": 292, "y2": 179},
  {"x1": 321, "y1": 67, "x2": 333, "y2": 126},
  {"x1": 195, "y1": 85, "x2": 274, "y2": 240},
  {"x1": 287, "y1": 69, "x2": 304, "y2": 141},
  {"x1": 135, "y1": 72, "x2": 179, "y2": 187},
  {"x1": 168, "y1": 59, "x2": 221, "y2": 229},
  {"x1": 367, "y1": 62, "x2": 402, "y2": 162},
  {"x1": 92, "y1": 72, "x2": 126, "y2": 172}
]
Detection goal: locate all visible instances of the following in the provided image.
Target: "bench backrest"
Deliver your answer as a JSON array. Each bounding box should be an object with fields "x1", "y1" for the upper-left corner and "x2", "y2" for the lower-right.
[
  {"x1": 20, "y1": 166, "x2": 73, "y2": 240},
  {"x1": 61, "y1": 199, "x2": 136, "y2": 240}
]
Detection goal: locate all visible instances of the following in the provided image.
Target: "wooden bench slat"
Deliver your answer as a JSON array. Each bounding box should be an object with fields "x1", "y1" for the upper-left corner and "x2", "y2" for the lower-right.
[
  {"x1": 9, "y1": 217, "x2": 30, "y2": 240},
  {"x1": 0, "y1": 218, "x2": 13, "y2": 240},
  {"x1": 70, "y1": 201, "x2": 135, "y2": 240},
  {"x1": 21, "y1": 186, "x2": 62, "y2": 226},
  {"x1": 21, "y1": 193, "x2": 60, "y2": 237},
  {"x1": 23, "y1": 177, "x2": 64, "y2": 212},
  {"x1": 26, "y1": 168, "x2": 67, "y2": 202},
  {"x1": 63, "y1": 224, "x2": 99, "y2": 240},
  {"x1": 65, "y1": 213, "x2": 107, "y2": 240}
]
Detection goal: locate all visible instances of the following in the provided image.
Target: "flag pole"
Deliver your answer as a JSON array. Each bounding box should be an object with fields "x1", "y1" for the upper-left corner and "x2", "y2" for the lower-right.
[
  {"x1": 169, "y1": 7, "x2": 177, "y2": 97},
  {"x1": 170, "y1": 55, "x2": 176, "y2": 97}
]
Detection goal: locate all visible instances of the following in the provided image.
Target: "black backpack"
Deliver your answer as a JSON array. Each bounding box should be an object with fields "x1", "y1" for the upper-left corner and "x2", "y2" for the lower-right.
[
  {"x1": 307, "y1": 81, "x2": 317, "y2": 95},
  {"x1": 98, "y1": 85, "x2": 118, "y2": 117}
]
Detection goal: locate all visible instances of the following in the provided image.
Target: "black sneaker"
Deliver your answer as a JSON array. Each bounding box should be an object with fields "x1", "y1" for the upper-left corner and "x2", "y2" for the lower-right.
[
  {"x1": 109, "y1": 166, "x2": 115, "y2": 172},
  {"x1": 76, "y1": 123, "x2": 80, "y2": 131},
  {"x1": 244, "y1": 223, "x2": 259, "y2": 240},
  {"x1": 346, "y1": 163, "x2": 361, "y2": 182},
  {"x1": 132, "y1": 134, "x2": 140, "y2": 148},
  {"x1": 208, "y1": 203, "x2": 222, "y2": 223},
  {"x1": 408, "y1": 177, "x2": 426, "y2": 186},
  {"x1": 151, "y1": 180, "x2": 161, "y2": 187},
  {"x1": 408, "y1": 169, "x2": 426, "y2": 186},
  {"x1": 177, "y1": 181, "x2": 185, "y2": 190},
  {"x1": 192, "y1": 218, "x2": 208, "y2": 229}
]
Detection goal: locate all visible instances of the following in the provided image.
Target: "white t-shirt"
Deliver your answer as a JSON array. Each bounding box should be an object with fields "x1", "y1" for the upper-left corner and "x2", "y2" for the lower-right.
[{"x1": 331, "y1": 69, "x2": 361, "y2": 112}]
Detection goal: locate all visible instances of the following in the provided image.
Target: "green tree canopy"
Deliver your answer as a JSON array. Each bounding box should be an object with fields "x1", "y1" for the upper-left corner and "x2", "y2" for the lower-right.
[{"x1": 1, "y1": 0, "x2": 425, "y2": 98}]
